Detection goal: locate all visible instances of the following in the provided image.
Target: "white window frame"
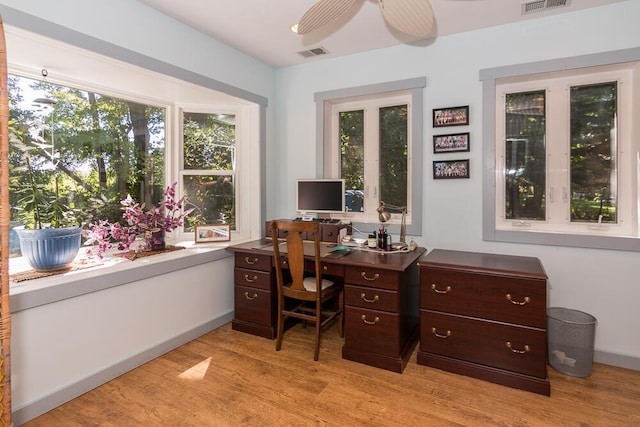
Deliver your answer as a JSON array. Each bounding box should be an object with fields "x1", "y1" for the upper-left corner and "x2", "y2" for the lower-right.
[
  {"x1": 495, "y1": 65, "x2": 635, "y2": 237},
  {"x1": 315, "y1": 78, "x2": 425, "y2": 239},
  {"x1": 481, "y1": 48, "x2": 640, "y2": 252},
  {"x1": 326, "y1": 92, "x2": 412, "y2": 224}
]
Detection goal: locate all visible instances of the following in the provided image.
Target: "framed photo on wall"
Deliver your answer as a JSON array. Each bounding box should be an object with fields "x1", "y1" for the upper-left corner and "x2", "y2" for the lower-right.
[
  {"x1": 433, "y1": 132, "x2": 470, "y2": 153},
  {"x1": 195, "y1": 224, "x2": 231, "y2": 242},
  {"x1": 433, "y1": 105, "x2": 469, "y2": 127},
  {"x1": 433, "y1": 159, "x2": 470, "y2": 179}
]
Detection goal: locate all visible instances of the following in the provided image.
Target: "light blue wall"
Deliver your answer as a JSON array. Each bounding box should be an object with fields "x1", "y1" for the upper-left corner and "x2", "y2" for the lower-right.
[{"x1": 275, "y1": 1, "x2": 640, "y2": 366}]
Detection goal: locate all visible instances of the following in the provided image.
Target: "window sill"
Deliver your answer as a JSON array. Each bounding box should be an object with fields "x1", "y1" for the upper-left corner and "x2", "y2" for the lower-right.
[{"x1": 9, "y1": 240, "x2": 239, "y2": 313}]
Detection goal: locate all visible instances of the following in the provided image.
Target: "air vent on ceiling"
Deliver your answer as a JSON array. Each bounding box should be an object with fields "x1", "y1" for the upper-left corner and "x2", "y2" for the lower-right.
[
  {"x1": 521, "y1": 0, "x2": 571, "y2": 15},
  {"x1": 297, "y1": 46, "x2": 329, "y2": 58}
]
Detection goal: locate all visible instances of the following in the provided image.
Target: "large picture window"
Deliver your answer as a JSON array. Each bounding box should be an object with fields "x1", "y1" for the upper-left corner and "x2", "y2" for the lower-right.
[
  {"x1": 8, "y1": 73, "x2": 166, "y2": 254},
  {"x1": 482, "y1": 52, "x2": 640, "y2": 251},
  {"x1": 495, "y1": 66, "x2": 632, "y2": 237}
]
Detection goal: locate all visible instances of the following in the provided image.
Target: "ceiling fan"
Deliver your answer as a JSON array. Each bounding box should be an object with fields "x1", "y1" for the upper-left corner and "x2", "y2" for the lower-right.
[{"x1": 295, "y1": 0, "x2": 435, "y2": 38}]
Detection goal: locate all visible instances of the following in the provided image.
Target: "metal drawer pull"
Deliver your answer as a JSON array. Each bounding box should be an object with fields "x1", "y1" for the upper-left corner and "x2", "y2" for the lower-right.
[
  {"x1": 506, "y1": 342, "x2": 531, "y2": 354},
  {"x1": 431, "y1": 283, "x2": 451, "y2": 294},
  {"x1": 244, "y1": 274, "x2": 258, "y2": 283},
  {"x1": 505, "y1": 294, "x2": 531, "y2": 305},
  {"x1": 244, "y1": 291, "x2": 258, "y2": 300},
  {"x1": 431, "y1": 327, "x2": 451, "y2": 339},
  {"x1": 361, "y1": 315, "x2": 380, "y2": 325},
  {"x1": 361, "y1": 272, "x2": 380, "y2": 281},
  {"x1": 244, "y1": 256, "x2": 259, "y2": 265},
  {"x1": 360, "y1": 293, "x2": 379, "y2": 303}
]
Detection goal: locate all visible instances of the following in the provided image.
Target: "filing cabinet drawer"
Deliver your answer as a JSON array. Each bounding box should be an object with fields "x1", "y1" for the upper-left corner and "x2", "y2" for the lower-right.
[
  {"x1": 345, "y1": 307, "x2": 400, "y2": 357},
  {"x1": 345, "y1": 266, "x2": 401, "y2": 291},
  {"x1": 420, "y1": 310, "x2": 547, "y2": 379},
  {"x1": 234, "y1": 267, "x2": 272, "y2": 291},
  {"x1": 234, "y1": 252, "x2": 272, "y2": 272},
  {"x1": 234, "y1": 285, "x2": 274, "y2": 327},
  {"x1": 421, "y1": 268, "x2": 546, "y2": 328},
  {"x1": 345, "y1": 285, "x2": 398, "y2": 312}
]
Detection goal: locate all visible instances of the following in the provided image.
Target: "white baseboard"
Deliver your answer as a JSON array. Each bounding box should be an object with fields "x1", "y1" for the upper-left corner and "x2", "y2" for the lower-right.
[
  {"x1": 12, "y1": 312, "x2": 234, "y2": 426},
  {"x1": 594, "y1": 350, "x2": 640, "y2": 371}
]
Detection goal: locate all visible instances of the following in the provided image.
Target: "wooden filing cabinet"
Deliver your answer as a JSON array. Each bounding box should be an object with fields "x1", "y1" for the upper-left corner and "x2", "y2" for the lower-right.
[
  {"x1": 231, "y1": 252, "x2": 277, "y2": 339},
  {"x1": 342, "y1": 260, "x2": 421, "y2": 373},
  {"x1": 418, "y1": 249, "x2": 550, "y2": 395}
]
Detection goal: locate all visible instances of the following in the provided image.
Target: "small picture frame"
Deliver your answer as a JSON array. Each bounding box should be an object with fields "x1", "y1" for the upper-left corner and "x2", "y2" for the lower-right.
[
  {"x1": 433, "y1": 105, "x2": 469, "y2": 127},
  {"x1": 433, "y1": 159, "x2": 470, "y2": 179},
  {"x1": 433, "y1": 132, "x2": 470, "y2": 153},
  {"x1": 195, "y1": 224, "x2": 231, "y2": 242}
]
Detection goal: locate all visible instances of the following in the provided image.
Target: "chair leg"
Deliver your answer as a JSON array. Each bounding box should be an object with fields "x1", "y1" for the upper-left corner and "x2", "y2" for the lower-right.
[
  {"x1": 314, "y1": 301, "x2": 321, "y2": 361},
  {"x1": 275, "y1": 298, "x2": 284, "y2": 352},
  {"x1": 338, "y1": 289, "x2": 344, "y2": 338}
]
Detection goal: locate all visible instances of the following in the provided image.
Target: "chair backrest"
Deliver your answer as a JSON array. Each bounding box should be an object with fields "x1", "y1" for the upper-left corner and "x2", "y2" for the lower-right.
[{"x1": 271, "y1": 220, "x2": 322, "y2": 297}]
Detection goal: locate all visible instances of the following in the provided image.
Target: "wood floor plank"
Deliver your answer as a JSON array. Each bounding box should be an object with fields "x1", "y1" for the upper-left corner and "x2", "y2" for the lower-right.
[{"x1": 23, "y1": 322, "x2": 640, "y2": 426}]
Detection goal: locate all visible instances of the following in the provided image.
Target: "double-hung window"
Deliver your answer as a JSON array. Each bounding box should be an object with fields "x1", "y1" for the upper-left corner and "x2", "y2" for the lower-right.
[
  {"x1": 180, "y1": 110, "x2": 237, "y2": 232},
  {"x1": 486, "y1": 58, "x2": 640, "y2": 250}
]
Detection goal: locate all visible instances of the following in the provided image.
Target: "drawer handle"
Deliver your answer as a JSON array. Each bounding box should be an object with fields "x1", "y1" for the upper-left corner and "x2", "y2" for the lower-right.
[
  {"x1": 431, "y1": 327, "x2": 451, "y2": 339},
  {"x1": 361, "y1": 315, "x2": 380, "y2": 325},
  {"x1": 244, "y1": 291, "x2": 258, "y2": 300},
  {"x1": 244, "y1": 274, "x2": 258, "y2": 283},
  {"x1": 323, "y1": 265, "x2": 328, "y2": 271},
  {"x1": 506, "y1": 341, "x2": 531, "y2": 354},
  {"x1": 360, "y1": 293, "x2": 379, "y2": 303},
  {"x1": 431, "y1": 283, "x2": 451, "y2": 294},
  {"x1": 361, "y1": 272, "x2": 380, "y2": 281},
  {"x1": 244, "y1": 256, "x2": 259, "y2": 265},
  {"x1": 505, "y1": 294, "x2": 531, "y2": 306}
]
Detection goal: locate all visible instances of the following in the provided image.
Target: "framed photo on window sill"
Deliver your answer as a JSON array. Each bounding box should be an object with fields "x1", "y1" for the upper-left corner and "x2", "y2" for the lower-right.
[
  {"x1": 195, "y1": 224, "x2": 231, "y2": 242},
  {"x1": 433, "y1": 159, "x2": 470, "y2": 179},
  {"x1": 433, "y1": 132, "x2": 470, "y2": 153},
  {"x1": 433, "y1": 105, "x2": 469, "y2": 127}
]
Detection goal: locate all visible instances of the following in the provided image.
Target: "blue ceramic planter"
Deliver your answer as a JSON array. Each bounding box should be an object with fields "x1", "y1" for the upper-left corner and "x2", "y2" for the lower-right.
[{"x1": 16, "y1": 226, "x2": 82, "y2": 271}]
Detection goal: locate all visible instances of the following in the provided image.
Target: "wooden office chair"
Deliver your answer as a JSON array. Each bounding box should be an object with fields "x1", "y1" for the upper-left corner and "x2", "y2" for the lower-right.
[{"x1": 271, "y1": 220, "x2": 343, "y2": 361}]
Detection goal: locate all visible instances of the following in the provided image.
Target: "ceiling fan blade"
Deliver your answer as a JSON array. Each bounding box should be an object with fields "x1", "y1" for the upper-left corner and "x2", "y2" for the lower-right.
[
  {"x1": 379, "y1": 0, "x2": 434, "y2": 38},
  {"x1": 297, "y1": 0, "x2": 357, "y2": 35}
]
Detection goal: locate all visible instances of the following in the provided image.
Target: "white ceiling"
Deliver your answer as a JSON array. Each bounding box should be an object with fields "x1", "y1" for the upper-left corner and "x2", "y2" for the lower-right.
[{"x1": 136, "y1": 0, "x2": 624, "y2": 68}]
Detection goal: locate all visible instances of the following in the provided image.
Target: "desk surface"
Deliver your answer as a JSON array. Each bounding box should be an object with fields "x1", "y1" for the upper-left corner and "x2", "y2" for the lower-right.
[{"x1": 227, "y1": 239, "x2": 426, "y2": 271}]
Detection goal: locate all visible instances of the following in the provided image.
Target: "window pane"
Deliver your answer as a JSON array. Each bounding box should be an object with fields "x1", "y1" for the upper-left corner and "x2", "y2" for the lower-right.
[
  {"x1": 183, "y1": 112, "x2": 235, "y2": 170},
  {"x1": 504, "y1": 91, "x2": 546, "y2": 221},
  {"x1": 570, "y1": 82, "x2": 617, "y2": 223},
  {"x1": 339, "y1": 110, "x2": 364, "y2": 212},
  {"x1": 9, "y1": 74, "x2": 165, "y2": 237},
  {"x1": 183, "y1": 175, "x2": 235, "y2": 230},
  {"x1": 379, "y1": 105, "x2": 408, "y2": 209}
]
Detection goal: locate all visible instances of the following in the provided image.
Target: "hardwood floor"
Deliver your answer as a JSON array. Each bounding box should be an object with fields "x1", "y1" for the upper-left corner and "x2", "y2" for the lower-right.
[{"x1": 24, "y1": 322, "x2": 640, "y2": 426}]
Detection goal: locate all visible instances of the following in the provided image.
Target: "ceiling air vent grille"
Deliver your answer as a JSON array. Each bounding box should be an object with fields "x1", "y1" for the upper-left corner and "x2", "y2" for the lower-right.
[
  {"x1": 522, "y1": 0, "x2": 571, "y2": 15},
  {"x1": 297, "y1": 46, "x2": 329, "y2": 58}
]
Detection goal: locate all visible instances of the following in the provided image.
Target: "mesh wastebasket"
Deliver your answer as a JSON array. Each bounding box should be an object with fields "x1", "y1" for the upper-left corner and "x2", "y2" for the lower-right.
[{"x1": 547, "y1": 307, "x2": 597, "y2": 377}]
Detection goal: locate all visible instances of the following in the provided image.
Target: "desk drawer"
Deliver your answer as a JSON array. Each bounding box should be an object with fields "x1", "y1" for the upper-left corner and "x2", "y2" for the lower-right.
[
  {"x1": 234, "y1": 252, "x2": 272, "y2": 272},
  {"x1": 345, "y1": 285, "x2": 398, "y2": 312},
  {"x1": 345, "y1": 266, "x2": 401, "y2": 291},
  {"x1": 234, "y1": 285, "x2": 274, "y2": 327},
  {"x1": 420, "y1": 268, "x2": 546, "y2": 328},
  {"x1": 345, "y1": 307, "x2": 400, "y2": 357},
  {"x1": 420, "y1": 310, "x2": 547, "y2": 378},
  {"x1": 234, "y1": 268, "x2": 272, "y2": 291}
]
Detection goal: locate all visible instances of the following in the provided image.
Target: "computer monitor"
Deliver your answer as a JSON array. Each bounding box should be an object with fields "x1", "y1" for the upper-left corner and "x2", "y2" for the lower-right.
[{"x1": 295, "y1": 179, "x2": 345, "y2": 216}]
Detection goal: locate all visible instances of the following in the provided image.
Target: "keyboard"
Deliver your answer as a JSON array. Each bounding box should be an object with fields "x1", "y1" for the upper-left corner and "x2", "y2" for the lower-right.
[{"x1": 294, "y1": 217, "x2": 340, "y2": 224}]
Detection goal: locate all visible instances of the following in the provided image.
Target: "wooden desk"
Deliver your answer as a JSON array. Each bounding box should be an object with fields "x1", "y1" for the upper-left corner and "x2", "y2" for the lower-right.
[{"x1": 226, "y1": 239, "x2": 426, "y2": 373}]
